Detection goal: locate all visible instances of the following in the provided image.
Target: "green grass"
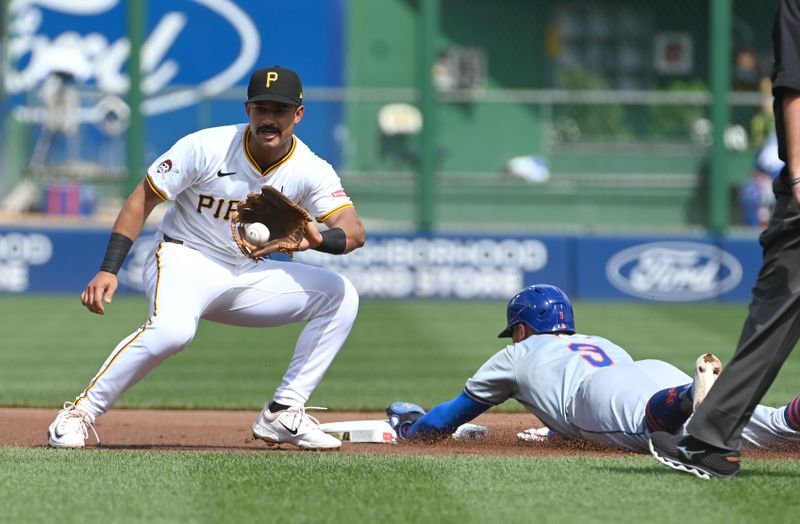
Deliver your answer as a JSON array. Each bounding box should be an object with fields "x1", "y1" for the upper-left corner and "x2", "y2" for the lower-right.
[
  {"x1": 2, "y1": 296, "x2": 798, "y2": 409},
  {"x1": 3, "y1": 448, "x2": 800, "y2": 524},
  {"x1": 3, "y1": 296, "x2": 800, "y2": 523}
]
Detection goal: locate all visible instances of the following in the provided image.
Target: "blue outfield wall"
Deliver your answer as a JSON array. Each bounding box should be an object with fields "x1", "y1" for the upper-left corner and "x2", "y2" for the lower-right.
[{"x1": 0, "y1": 227, "x2": 762, "y2": 302}]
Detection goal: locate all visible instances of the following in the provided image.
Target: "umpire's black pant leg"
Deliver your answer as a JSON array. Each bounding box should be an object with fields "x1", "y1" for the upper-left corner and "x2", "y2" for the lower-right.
[{"x1": 687, "y1": 187, "x2": 800, "y2": 450}]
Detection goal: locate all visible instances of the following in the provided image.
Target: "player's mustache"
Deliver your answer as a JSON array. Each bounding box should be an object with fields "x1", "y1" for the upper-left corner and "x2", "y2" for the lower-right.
[{"x1": 257, "y1": 125, "x2": 281, "y2": 134}]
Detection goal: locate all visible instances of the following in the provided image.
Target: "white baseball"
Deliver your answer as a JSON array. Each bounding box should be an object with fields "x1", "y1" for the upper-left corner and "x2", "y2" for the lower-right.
[{"x1": 244, "y1": 222, "x2": 271, "y2": 245}]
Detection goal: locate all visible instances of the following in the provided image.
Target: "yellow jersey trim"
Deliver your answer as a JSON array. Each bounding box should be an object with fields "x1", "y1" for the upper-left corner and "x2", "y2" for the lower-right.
[
  {"x1": 152, "y1": 243, "x2": 164, "y2": 318},
  {"x1": 145, "y1": 175, "x2": 168, "y2": 201},
  {"x1": 75, "y1": 243, "x2": 166, "y2": 407},
  {"x1": 316, "y1": 202, "x2": 354, "y2": 223},
  {"x1": 243, "y1": 127, "x2": 297, "y2": 176}
]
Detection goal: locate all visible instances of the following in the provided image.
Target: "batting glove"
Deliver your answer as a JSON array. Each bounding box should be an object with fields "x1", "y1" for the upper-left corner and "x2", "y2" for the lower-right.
[{"x1": 386, "y1": 401, "x2": 426, "y2": 440}]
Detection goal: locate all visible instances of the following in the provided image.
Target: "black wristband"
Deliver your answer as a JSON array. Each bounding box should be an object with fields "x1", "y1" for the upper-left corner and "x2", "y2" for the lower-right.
[
  {"x1": 99, "y1": 233, "x2": 134, "y2": 274},
  {"x1": 315, "y1": 227, "x2": 347, "y2": 254}
]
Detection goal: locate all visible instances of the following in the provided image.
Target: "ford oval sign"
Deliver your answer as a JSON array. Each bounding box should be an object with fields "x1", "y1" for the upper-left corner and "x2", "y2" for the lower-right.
[{"x1": 605, "y1": 242, "x2": 743, "y2": 301}]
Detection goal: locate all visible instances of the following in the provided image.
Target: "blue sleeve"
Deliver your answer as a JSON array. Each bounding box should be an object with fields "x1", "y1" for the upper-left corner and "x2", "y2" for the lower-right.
[{"x1": 405, "y1": 390, "x2": 490, "y2": 441}]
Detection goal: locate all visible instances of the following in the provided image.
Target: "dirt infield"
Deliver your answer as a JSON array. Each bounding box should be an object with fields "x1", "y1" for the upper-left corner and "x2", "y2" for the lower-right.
[{"x1": 3, "y1": 407, "x2": 799, "y2": 459}]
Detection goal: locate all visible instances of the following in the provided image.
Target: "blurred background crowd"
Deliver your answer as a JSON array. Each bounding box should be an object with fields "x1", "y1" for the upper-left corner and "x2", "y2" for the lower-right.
[{"x1": 0, "y1": 0, "x2": 782, "y2": 233}]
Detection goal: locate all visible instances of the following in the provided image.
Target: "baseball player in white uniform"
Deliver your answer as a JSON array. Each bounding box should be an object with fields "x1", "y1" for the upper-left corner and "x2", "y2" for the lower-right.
[
  {"x1": 48, "y1": 66, "x2": 365, "y2": 450},
  {"x1": 387, "y1": 284, "x2": 800, "y2": 452}
]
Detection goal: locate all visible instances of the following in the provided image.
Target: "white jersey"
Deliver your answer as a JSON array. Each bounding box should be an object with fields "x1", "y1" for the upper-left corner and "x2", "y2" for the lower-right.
[
  {"x1": 145, "y1": 124, "x2": 354, "y2": 265},
  {"x1": 465, "y1": 333, "x2": 633, "y2": 439}
]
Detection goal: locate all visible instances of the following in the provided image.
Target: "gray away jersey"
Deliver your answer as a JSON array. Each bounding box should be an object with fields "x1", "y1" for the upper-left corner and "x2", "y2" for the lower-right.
[{"x1": 465, "y1": 333, "x2": 634, "y2": 439}]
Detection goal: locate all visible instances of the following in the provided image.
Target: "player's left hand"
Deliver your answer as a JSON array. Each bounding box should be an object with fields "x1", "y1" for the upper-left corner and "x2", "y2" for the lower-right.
[
  {"x1": 231, "y1": 186, "x2": 312, "y2": 259},
  {"x1": 298, "y1": 222, "x2": 323, "y2": 251},
  {"x1": 386, "y1": 402, "x2": 426, "y2": 439}
]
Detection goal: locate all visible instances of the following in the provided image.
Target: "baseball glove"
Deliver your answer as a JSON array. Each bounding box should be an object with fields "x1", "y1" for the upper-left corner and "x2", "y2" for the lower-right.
[{"x1": 231, "y1": 185, "x2": 312, "y2": 260}]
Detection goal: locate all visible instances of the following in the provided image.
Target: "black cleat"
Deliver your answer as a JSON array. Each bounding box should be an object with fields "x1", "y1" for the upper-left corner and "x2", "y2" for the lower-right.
[{"x1": 649, "y1": 432, "x2": 740, "y2": 480}]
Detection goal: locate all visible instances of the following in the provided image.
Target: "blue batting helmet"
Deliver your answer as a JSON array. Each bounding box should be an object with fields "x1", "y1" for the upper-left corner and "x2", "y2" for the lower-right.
[{"x1": 498, "y1": 284, "x2": 575, "y2": 338}]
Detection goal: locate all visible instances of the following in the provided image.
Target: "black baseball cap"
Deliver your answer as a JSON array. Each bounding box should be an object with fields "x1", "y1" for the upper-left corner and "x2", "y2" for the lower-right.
[{"x1": 246, "y1": 66, "x2": 303, "y2": 105}]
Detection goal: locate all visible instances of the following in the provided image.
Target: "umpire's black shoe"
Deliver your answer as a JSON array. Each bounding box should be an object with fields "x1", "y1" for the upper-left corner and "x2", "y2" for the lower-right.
[{"x1": 649, "y1": 432, "x2": 740, "y2": 480}]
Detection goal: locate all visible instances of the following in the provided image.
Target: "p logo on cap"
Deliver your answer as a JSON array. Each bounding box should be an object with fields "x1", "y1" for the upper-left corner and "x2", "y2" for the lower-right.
[{"x1": 247, "y1": 66, "x2": 303, "y2": 106}]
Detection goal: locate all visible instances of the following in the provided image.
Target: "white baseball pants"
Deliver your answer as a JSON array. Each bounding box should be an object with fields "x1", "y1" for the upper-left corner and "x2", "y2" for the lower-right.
[{"x1": 74, "y1": 240, "x2": 359, "y2": 420}]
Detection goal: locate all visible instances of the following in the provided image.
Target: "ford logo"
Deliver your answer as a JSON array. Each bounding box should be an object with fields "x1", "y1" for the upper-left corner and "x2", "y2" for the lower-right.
[{"x1": 605, "y1": 242, "x2": 742, "y2": 301}]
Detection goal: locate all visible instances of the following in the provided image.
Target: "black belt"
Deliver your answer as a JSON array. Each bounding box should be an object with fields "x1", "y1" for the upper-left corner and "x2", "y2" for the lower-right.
[{"x1": 163, "y1": 234, "x2": 183, "y2": 245}]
